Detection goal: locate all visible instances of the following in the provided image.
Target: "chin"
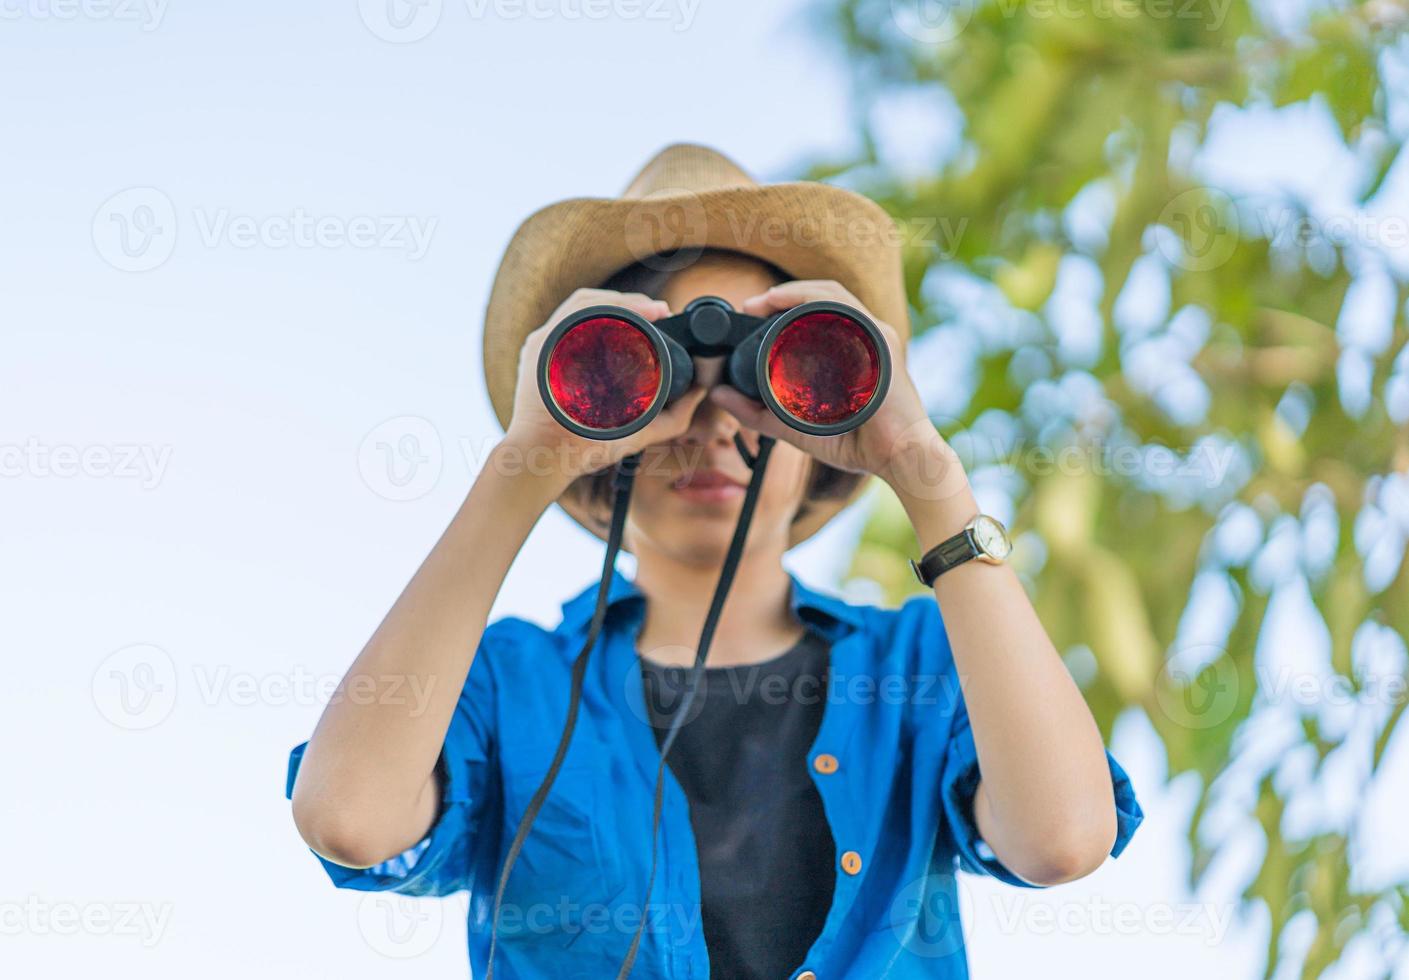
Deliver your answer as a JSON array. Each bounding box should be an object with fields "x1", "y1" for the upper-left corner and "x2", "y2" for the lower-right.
[
  {"x1": 634, "y1": 520, "x2": 737, "y2": 567},
  {"x1": 629, "y1": 506, "x2": 735, "y2": 566},
  {"x1": 665, "y1": 536, "x2": 737, "y2": 569}
]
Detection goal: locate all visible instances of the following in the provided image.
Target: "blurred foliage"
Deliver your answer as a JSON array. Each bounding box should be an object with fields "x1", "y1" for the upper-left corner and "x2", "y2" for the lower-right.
[{"x1": 816, "y1": 0, "x2": 1409, "y2": 974}]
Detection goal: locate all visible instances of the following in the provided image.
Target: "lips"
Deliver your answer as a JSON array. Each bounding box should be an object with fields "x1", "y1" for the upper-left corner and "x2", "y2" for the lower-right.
[{"x1": 671, "y1": 467, "x2": 747, "y2": 503}]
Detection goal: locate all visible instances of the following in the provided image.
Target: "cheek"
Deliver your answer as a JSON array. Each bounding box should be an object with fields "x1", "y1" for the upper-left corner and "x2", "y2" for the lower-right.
[
  {"x1": 627, "y1": 474, "x2": 674, "y2": 524},
  {"x1": 757, "y1": 446, "x2": 812, "y2": 522}
]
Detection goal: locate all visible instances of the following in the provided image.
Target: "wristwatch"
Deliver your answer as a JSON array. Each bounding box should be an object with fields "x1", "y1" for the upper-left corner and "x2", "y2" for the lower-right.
[{"x1": 910, "y1": 515, "x2": 1012, "y2": 586}]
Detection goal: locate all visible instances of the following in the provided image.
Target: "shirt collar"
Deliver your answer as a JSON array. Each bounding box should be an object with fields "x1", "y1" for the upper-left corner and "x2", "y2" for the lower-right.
[
  {"x1": 557, "y1": 567, "x2": 863, "y2": 635},
  {"x1": 788, "y1": 573, "x2": 864, "y2": 632},
  {"x1": 557, "y1": 567, "x2": 645, "y2": 632}
]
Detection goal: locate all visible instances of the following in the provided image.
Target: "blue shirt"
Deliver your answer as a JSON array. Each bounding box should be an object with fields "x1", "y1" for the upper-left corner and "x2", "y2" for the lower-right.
[{"x1": 286, "y1": 572, "x2": 1143, "y2": 978}]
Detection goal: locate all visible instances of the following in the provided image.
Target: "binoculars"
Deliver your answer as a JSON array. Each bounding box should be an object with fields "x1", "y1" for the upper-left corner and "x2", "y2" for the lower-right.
[{"x1": 537, "y1": 296, "x2": 891, "y2": 440}]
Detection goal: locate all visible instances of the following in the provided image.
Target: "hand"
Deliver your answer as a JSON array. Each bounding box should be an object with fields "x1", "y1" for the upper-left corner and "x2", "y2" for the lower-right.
[
  {"x1": 708, "y1": 280, "x2": 970, "y2": 504},
  {"x1": 502, "y1": 288, "x2": 708, "y2": 489}
]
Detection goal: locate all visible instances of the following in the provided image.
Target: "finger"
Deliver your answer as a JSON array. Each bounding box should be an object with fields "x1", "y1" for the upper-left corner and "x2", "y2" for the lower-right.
[
  {"x1": 645, "y1": 386, "x2": 709, "y2": 438},
  {"x1": 707, "y1": 386, "x2": 795, "y2": 443},
  {"x1": 558, "y1": 288, "x2": 671, "y2": 323},
  {"x1": 740, "y1": 280, "x2": 863, "y2": 317},
  {"x1": 708, "y1": 387, "x2": 838, "y2": 463},
  {"x1": 611, "y1": 292, "x2": 673, "y2": 321}
]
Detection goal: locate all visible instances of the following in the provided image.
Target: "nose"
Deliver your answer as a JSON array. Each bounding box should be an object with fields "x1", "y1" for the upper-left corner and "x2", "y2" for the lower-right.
[
  {"x1": 681, "y1": 355, "x2": 739, "y2": 446},
  {"x1": 690, "y1": 353, "x2": 726, "y2": 389}
]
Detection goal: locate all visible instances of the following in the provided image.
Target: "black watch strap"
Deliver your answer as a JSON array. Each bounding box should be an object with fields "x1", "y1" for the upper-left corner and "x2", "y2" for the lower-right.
[{"x1": 909, "y1": 527, "x2": 980, "y2": 587}]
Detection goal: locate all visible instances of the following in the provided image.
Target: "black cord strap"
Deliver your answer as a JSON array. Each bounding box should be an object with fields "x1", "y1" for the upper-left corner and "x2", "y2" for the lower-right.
[
  {"x1": 732, "y1": 432, "x2": 758, "y2": 470},
  {"x1": 615, "y1": 435, "x2": 776, "y2": 979},
  {"x1": 484, "y1": 453, "x2": 641, "y2": 980}
]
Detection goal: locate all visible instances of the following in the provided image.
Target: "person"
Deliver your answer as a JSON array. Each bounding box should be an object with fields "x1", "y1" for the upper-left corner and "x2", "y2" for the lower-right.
[{"x1": 286, "y1": 144, "x2": 1143, "y2": 979}]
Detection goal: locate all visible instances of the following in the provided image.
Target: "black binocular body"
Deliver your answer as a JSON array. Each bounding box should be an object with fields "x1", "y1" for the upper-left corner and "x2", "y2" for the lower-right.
[{"x1": 537, "y1": 296, "x2": 891, "y2": 440}]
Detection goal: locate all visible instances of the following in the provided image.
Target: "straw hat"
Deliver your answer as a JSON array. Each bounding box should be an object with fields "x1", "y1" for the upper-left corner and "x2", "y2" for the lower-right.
[{"x1": 482, "y1": 143, "x2": 910, "y2": 545}]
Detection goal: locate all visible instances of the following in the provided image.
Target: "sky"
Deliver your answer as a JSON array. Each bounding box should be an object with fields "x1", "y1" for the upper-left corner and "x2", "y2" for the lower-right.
[{"x1": 1, "y1": 2, "x2": 1404, "y2": 977}]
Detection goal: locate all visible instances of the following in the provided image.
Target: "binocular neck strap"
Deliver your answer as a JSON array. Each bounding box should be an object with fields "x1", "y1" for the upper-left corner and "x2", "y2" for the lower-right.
[
  {"x1": 484, "y1": 452, "x2": 641, "y2": 980},
  {"x1": 483, "y1": 437, "x2": 778, "y2": 980},
  {"x1": 616, "y1": 434, "x2": 777, "y2": 979}
]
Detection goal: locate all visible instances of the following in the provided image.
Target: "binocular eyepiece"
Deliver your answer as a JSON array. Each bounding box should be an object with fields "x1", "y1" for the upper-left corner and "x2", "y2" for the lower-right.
[{"x1": 537, "y1": 295, "x2": 891, "y2": 440}]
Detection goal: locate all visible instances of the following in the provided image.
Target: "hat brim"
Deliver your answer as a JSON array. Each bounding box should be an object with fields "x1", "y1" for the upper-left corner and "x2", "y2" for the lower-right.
[{"x1": 482, "y1": 180, "x2": 909, "y2": 547}]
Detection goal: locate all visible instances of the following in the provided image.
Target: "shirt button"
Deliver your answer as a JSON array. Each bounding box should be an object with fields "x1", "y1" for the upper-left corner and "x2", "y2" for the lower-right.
[
  {"x1": 813, "y1": 753, "x2": 839, "y2": 774},
  {"x1": 840, "y1": 851, "x2": 863, "y2": 875}
]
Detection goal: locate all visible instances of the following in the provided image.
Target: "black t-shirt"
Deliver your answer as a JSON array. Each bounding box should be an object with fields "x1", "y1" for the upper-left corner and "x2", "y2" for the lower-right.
[{"x1": 639, "y1": 629, "x2": 836, "y2": 980}]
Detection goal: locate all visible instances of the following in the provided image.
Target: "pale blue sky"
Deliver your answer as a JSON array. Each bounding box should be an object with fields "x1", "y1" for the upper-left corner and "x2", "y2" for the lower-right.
[{"x1": 2, "y1": 3, "x2": 1405, "y2": 978}]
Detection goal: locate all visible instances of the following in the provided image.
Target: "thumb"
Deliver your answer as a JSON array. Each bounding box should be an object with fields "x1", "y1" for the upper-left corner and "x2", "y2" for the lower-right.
[
  {"x1": 708, "y1": 387, "x2": 793, "y2": 443},
  {"x1": 650, "y1": 385, "x2": 709, "y2": 435}
]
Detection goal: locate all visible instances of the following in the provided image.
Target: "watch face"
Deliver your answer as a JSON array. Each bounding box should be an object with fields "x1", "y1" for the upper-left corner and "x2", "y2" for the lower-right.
[{"x1": 972, "y1": 516, "x2": 1012, "y2": 560}]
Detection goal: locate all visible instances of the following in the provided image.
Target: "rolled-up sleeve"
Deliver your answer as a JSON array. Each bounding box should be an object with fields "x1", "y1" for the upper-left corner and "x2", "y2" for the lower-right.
[
  {"x1": 285, "y1": 637, "x2": 500, "y2": 897},
  {"x1": 939, "y1": 693, "x2": 1143, "y2": 887}
]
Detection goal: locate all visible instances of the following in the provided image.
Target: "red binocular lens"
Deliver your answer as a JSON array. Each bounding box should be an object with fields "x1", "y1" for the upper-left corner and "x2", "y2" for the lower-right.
[
  {"x1": 758, "y1": 308, "x2": 884, "y2": 432},
  {"x1": 543, "y1": 315, "x2": 664, "y2": 433},
  {"x1": 537, "y1": 298, "x2": 889, "y2": 440}
]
